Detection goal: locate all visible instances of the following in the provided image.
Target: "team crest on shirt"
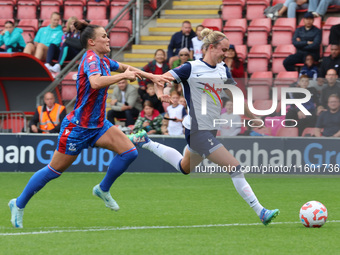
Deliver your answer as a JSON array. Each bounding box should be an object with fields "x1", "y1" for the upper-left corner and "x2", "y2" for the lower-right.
[{"x1": 69, "y1": 143, "x2": 77, "y2": 152}]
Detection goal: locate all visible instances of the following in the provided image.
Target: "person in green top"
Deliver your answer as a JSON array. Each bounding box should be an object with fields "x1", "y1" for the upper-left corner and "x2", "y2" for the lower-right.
[
  {"x1": 0, "y1": 21, "x2": 26, "y2": 52},
  {"x1": 23, "y1": 12, "x2": 63, "y2": 61},
  {"x1": 133, "y1": 100, "x2": 163, "y2": 134}
]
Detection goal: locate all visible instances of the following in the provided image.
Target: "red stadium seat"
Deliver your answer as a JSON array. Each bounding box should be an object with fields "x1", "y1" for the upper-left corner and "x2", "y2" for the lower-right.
[
  {"x1": 298, "y1": 17, "x2": 321, "y2": 29},
  {"x1": 248, "y1": 85, "x2": 270, "y2": 100},
  {"x1": 222, "y1": 18, "x2": 247, "y2": 45},
  {"x1": 202, "y1": 18, "x2": 222, "y2": 31},
  {"x1": 252, "y1": 99, "x2": 275, "y2": 111},
  {"x1": 247, "y1": 18, "x2": 271, "y2": 47},
  {"x1": 234, "y1": 45, "x2": 247, "y2": 61},
  {"x1": 322, "y1": 17, "x2": 340, "y2": 46},
  {"x1": 221, "y1": 0, "x2": 245, "y2": 20},
  {"x1": 0, "y1": 0, "x2": 14, "y2": 19},
  {"x1": 63, "y1": 0, "x2": 84, "y2": 20},
  {"x1": 39, "y1": 0, "x2": 61, "y2": 20},
  {"x1": 0, "y1": 18, "x2": 14, "y2": 29},
  {"x1": 272, "y1": 44, "x2": 296, "y2": 74},
  {"x1": 274, "y1": 71, "x2": 298, "y2": 87},
  {"x1": 61, "y1": 71, "x2": 77, "y2": 101},
  {"x1": 276, "y1": 127, "x2": 299, "y2": 137},
  {"x1": 86, "y1": 0, "x2": 108, "y2": 21},
  {"x1": 272, "y1": 18, "x2": 296, "y2": 46},
  {"x1": 17, "y1": 0, "x2": 38, "y2": 19},
  {"x1": 2, "y1": 118, "x2": 25, "y2": 133},
  {"x1": 110, "y1": 1, "x2": 131, "y2": 20},
  {"x1": 247, "y1": 44, "x2": 272, "y2": 73},
  {"x1": 109, "y1": 20, "x2": 132, "y2": 48},
  {"x1": 248, "y1": 71, "x2": 273, "y2": 86},
  {"x1": 17, "y1": 19, "x2": 39, "y2": 32},
  {"x1": 246, "y1": 0, "x2": 270, "y2": 20},
  {"x1": 90, "y1": 19, "x2": 108, "y2": 27}
]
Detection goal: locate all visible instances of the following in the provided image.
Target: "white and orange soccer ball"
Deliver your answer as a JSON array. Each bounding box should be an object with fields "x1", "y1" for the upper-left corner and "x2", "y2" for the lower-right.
[{"x1": 299, "y1": 201, "x2": 328, "y2": 228}]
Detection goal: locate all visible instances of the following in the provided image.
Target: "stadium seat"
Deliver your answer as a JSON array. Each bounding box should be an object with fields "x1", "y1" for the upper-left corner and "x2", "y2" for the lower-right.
[
  {"x1": 221, "y1": 0, "x2": 245, "y2": 20},
  {"x1": 276, "y1": 127, "x2": 299, "y2": 137},
  {"x1": 301, "y1": 127, "x2": 318, "y2": 137},
  {"x1": 248, "y1": 85, "x2": 270, "y2": 101},
  {"x1": 298, "y1": 17, "x2": 321, "y2": 29},
  {"x1": 247, "y1": 44, "x2": 272, "y2": 73},
  {"x1": 246, "y1": 0, "x2": 270, "y2": 20},
  {"x1": 0, "y1": 18, "x2": 14, "y2": 29},
  {"x1": 274, "y1": 71, "x2": 298, "y2": 87},
  {"x1": 110, "y1": 1, "x2": 131, "y2": 20},
  {"x1": 222, "y1": 18, "x2": 247, "y2": 45},
  {"x1": 248, "y1": 71, "x2": 273, "y2": 86},
  {"x1": 0, "y1": 0, "x2": 14, "y2": 19},
  {"x1": 234, "y1": 45, "x2": 247, "y2": 61},
  {"x1": 109, "y1": 20, "x2": 132, "y2": 48},
  {"x1": 61, "y1": 71, "x2": 77, "y2": 101},
  {"x1": 17, "y1": 19, "x2": 39, "y2": 32},
  {"x1": 247, "y1": 18, "x2": 271, "y2": 46},
  {"x1": 322, "y1": 17, "x2": 340, "y2": 46},
  {"x1": 17, "y1": 0, "x2": 38, "y2": 19},
  {"x1": 272, "y1": 18, "x2": 296, "y2": 46},
  {"x1": 39, "y1": 0, "x2": 61, "y2": 20},
  {"x1": 86, "y1": 0, "x2": 109, "y2": 21},
  {"x1": 90, "y1": 19, "x2": 108, "y2": 27},
  {"x1": 272, "y1": 44, "x2": 296, "y2": 74},
  {"x1": 202, "y1": 18, "x2": 222, "y2": 31},
  {"x1": 63, "y1": 0, "x2": 85, "y2": 20},
  {"x1": 2, "y1": 118, "x2": 25, "y2": 133}
]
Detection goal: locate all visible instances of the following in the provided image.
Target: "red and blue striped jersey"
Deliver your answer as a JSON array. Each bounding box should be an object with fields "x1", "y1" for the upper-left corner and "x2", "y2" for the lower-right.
[{"x1": 67, "y1": 50, "x2": 119, "y2": 128}]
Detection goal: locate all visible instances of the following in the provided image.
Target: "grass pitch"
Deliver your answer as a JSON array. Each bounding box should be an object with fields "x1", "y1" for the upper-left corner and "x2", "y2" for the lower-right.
[{"x1": 1, "y1": 172, "x2": 339, "y2": 255}]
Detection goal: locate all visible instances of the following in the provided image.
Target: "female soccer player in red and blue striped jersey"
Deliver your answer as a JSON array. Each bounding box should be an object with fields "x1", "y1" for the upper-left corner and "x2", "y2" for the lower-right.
[{"x1": 8, "y1": 21, "x2": 172, "y2": 228}]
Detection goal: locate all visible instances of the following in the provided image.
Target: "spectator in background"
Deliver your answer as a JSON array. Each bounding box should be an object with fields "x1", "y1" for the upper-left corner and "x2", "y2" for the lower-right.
[
  {"x1": 23, "y1": 12, "x2": 63, "y2": 61},
  {"x1": 286, "y1": 75, "x2": 319, "y2": 135},
  {"x1": 179, "y1": 95, "x2": 188, "y2": 116},
  {"x1": 107, "y1": 79, "x2": 142, "y2": 126},
  {"x1": 271, "y1": 0, "x2": 309, "y2": 19},
  {"x1": 315, "y1": 94, "x2": 340, "y2": 137},
  {"x1": 329, "y1": 24, "x2": 340, "y2": 45},
  {"x1": 191, "y1": 24, "x2": 204, "y2": 60},
  {"x1": 283, "y1": 12, "x2": 321, "y2": 71},
  {"x1": 0, "y1": 21, "x2": 25, "y2": 52},
  {"x1": 172, "y1": 47, "x2": 192, "y2": 69},
  {"x1": 317, "y1": 69, "x2": 340, "y2": 114},
  {"x1": 29, "y1": 92, "x2": 66, "y2": 134},
  {"x1": 308, "y1": 0, "x2": 340, "y2": 17},
  {"x1": 138, "y1": 49, "x2": 170, "y2": 98},
  {"x1": 167, "y1": 20, "x2": 196, "y2": 68},
  {"x1": 219, "y1": 100, "x2": 242, "y2": 136},
  {"x1": 133, "y1": 100, "x2": 163, "y2": 134},
  {"x1": 299, "y1": 54, "x2": 318, "y2": 80},
  {"x1": 166, "y1": 91, "x2": 185, "y2": 136},
  {"x1": 142, "y1": 83, "x2": 164, "y2": 114},
  {"x1": 45, "y1": 16, "x2": 81, "y2": 73},
  {"x1": 317, "y1": 44, "x2": 340, "y2": 83}
]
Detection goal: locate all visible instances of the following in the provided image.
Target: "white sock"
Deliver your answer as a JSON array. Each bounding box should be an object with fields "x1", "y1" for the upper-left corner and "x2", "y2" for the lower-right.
[
  {"x1": 230, "y1": 171, "x2": 264, "y2": 216},
  {"x1": 142, "y1": 140, "x2": 183, "y2": 172}
]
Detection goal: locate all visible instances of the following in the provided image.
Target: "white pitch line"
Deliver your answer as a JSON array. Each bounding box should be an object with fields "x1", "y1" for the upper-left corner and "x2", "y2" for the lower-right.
[{"x1": 1, "y1": 220, "x2": 340, "y2": 236}]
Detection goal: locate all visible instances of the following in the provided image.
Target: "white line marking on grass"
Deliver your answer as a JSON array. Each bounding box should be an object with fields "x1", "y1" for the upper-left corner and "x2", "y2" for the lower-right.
[{"x1": 1, "y1": 220, "x2": 340, "y2": 236}]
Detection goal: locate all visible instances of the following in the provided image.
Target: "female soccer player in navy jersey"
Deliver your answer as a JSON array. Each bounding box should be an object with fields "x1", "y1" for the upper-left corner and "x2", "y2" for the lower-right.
[
  {"x1": 131, "y1": 28, "x2": 279, "y2": 226},
  {"x1": 8, "y1": 21, "x2": 172, "y2": 228}
]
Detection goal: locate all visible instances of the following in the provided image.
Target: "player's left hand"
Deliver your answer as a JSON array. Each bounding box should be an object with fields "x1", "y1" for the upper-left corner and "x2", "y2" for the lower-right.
[{"x1": 151, "y1": 75, "x2": 174, "y2": 87}]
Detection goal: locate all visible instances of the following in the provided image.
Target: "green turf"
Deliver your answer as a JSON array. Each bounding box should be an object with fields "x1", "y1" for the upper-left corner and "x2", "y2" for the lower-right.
[{"x1": 1, "y1": 172, "x2": 339, "y2": 255}]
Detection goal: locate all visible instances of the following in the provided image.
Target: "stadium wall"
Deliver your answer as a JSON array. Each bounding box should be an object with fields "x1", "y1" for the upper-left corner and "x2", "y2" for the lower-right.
[{"x1": 0, "y1": 134, "x2": 340, "y2": 174}]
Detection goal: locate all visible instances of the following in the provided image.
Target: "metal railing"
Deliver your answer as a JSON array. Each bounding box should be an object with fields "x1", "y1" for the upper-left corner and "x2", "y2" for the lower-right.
[{"x1": 0, "y1": 111, "x2": 27, "y2": 133}]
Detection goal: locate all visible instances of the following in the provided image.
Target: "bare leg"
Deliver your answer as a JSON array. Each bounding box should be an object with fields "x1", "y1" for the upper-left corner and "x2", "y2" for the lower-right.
[
  {"x1": 23, "y1": 43, "x2": 36, "y2": 55},
  {"x1": 35, "y1": 43, "x2": 48, "y2": 61}
]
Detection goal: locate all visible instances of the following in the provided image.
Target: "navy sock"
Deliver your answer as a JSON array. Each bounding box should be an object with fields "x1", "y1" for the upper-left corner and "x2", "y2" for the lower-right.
[
  {"x1": 100, "y1": 147, "x2": 138, "y2": 192},
  {"x1": 178, "y1": 159, "x2": 189, "y2": 175},
  {"x1": 16, "y1": 165, "x2": 62, "y2": 209}
]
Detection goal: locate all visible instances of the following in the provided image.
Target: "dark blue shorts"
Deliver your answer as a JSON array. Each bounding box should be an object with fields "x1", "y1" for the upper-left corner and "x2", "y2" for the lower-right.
[
  {"x1": 57, "y1": 118, "x2": 113, "y2": 155},
  {"x1": 185, "y1": 129, "x2": 223, "y2": 158}
]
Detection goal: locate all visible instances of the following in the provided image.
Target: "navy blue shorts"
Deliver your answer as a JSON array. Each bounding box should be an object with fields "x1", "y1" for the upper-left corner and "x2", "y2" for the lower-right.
[
  {"x1": 185, "y1": 129, "x2": 223, "y2": 158},
  {"x1": 57, "y1": 118, "x2": 113, "y2": 155}
]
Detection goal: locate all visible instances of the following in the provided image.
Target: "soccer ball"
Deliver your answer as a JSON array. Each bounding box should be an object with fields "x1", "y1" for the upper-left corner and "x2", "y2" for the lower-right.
[{"x1": 299, "y1": 201, "x2": 328, "y2": 228}]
